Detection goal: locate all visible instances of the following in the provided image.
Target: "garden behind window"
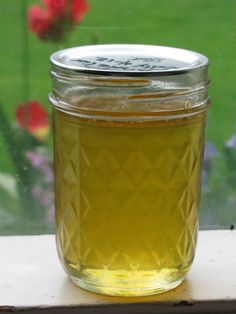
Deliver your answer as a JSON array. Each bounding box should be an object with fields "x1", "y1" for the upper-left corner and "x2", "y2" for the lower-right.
[{"x1": 0, "y1": 0, "x2": 236, "y2": 235}]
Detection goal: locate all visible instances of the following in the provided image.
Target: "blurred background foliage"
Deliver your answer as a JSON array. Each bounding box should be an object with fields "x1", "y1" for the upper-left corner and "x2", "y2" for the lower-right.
[{"x1": 0, "y1": 0, "x2": 236, "y2": 234}]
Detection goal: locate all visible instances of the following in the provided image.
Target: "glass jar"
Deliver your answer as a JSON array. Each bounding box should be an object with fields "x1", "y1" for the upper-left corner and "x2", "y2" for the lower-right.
[{"x1": 49, "y1": 44, "x2": 210, "y2": 297}]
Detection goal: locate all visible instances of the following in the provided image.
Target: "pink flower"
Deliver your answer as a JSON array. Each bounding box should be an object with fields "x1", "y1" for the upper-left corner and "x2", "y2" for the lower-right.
[
  {"x1": 32, "y1": 186, "x2": 52, "y2": 207},
  {"x1": 28, "y1": 5, "x2": 53, "y2": 38},
  {"x1": 25, "y1": 150, "x2": 54, "y2": 183}
]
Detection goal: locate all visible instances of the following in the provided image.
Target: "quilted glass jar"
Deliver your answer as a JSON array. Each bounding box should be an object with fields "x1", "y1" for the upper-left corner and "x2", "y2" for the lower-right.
[{"x1": 49, "y1": 45, "x2": 210, "y2": 296}]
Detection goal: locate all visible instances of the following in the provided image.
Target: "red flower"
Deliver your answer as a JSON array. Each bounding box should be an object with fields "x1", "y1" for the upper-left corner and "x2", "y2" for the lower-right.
[
  {"x1": 28, "y1": 0, "x2": 89, "y2": 41},
  {"x1": 28, "y1": 5, "x2": 53, "y2": 38},
  {"x1": 43, "y1": 0, "x2": 66, "y2": 19},
  {"x1": 16, "y1": 101, "x2": 49, "y2": 141},
  {"x1": 71, "y1": 0, "x2": 89, "y2": 23}
]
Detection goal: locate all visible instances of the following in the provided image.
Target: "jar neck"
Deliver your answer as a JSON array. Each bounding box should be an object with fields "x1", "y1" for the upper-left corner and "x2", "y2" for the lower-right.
[{"x1": 49, "y1": 72, "x2": 210, "y2": 121}]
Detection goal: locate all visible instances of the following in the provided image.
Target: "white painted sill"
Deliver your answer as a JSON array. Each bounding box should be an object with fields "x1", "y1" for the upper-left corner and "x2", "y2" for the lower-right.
[{"x1": 0, "y1": 230, "x2": 236, "y2": 314}]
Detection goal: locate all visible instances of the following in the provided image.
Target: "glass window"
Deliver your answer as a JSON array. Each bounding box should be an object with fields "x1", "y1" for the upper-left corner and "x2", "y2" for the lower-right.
[{"x1": 0, "y1": 0, "x2": 236, "y2": 234}]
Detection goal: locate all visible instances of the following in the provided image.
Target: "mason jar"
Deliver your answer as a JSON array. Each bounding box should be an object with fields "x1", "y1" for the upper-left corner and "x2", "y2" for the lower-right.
[{"x1": 49, "y1": 44, "x2": 210, "y2": 297}]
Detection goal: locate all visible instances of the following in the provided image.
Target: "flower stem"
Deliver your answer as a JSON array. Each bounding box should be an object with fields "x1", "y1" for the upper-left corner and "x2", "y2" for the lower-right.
[{"x1": 21, "y1": 0, "x2": 29, "y2": 127}]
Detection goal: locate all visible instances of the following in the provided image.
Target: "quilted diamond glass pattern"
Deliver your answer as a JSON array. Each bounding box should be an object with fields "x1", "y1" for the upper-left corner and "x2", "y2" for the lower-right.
[{"x1": 54, "y1": 108, "x2": 206, "y2": 296}]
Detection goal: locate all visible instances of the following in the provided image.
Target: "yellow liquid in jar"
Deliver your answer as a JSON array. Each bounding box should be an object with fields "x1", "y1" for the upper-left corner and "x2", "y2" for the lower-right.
[{"x1": 54, "y1": 107, "x2": 205, "y2": 296}]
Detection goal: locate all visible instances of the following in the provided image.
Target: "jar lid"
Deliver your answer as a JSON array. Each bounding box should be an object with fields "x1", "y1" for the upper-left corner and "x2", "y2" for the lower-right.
[{"x1": 50, "y1": 44, "x2": 208, "y2": 77}]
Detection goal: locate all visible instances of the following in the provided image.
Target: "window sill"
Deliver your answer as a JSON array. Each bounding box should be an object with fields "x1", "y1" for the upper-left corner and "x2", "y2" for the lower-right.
[{"x1": 0, "y1": 230, "x2": 236, "y2": 314}]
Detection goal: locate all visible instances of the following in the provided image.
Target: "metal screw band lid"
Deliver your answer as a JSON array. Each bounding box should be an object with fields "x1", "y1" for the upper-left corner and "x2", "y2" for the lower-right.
[{"x1": 50, "y1": 44, "x2": 209, "y2": 77}]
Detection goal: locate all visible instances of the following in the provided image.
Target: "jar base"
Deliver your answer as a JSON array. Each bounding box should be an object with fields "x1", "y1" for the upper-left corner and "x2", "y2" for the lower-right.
[{"x1": 70, "y1": 270, "x2": 184, "y2": 297}]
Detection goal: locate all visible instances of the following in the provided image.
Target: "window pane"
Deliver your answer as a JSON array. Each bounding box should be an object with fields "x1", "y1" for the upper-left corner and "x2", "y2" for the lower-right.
[{"x1": 0, "y1": 0, "x2": 235, "y2": 234}]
